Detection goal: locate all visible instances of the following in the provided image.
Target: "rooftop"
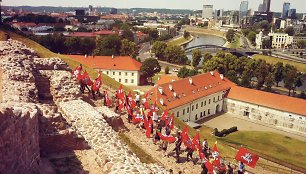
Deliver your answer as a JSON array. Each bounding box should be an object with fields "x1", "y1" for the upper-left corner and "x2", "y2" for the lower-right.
[
  {"x1": 156, "y1": 75, "x2": 180, "y2": 85},
  {"x1": 67, "y1": 55, "x2": 142, "y2": 71},
  {"x1": 227, "y1": 86, "x2": 306, "y2": 116}
]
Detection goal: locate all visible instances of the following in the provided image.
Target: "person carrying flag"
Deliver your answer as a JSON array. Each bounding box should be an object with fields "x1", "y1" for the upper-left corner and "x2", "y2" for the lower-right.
[{"x1": 91, "y1": 73, "x2": 102, "y2": 100}]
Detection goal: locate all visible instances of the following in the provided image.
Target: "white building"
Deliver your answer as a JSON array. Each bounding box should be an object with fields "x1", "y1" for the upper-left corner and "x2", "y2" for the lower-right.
[
  {"x1": 68, "y1": 55, "x2": 142, "y2": 86},
  {"x1": 202, "y1": 5, "x2": 213, "y2": 20},
  {"x1": 255, "y1": 31, "x2": 270, "y2": 49},
  {"x1": 268, "y1": 32, "x2": 293, "y2": 49},
  {"x1": 148, "y1": 71, "x2": 306, "y2": 134}
]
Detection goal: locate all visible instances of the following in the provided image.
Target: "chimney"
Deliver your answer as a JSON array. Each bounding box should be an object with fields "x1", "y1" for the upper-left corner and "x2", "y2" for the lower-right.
[
  {"x1": 169, "y1": 84, "x2": 173, "y2": 91},
  {"x1": 171, "y1": 79, "x2": 175, "y2": 82},
  {"x1": 173, "y1": 92, "x2": 177, "y2": 98},
  {"x1": 189, "y1": 78, "x2": 193, "y2": 85},
  {"x1": 160, "y1": 98, "x2": 164, "y2": 105},
  {"x1": 210, "y1": 71, "x2": 214, "y2": 76},
  {"x1": 112, "y1": 55, "x2": 114, "y2": 59},
  {"x1": 158, "y1": 86, "x2": 163, "y2": 94},
  {"x1": 220, "y1": 74, "x2": 224, "y2": 80},
  {"x1": 157, "y1": 77, "x2": 160, "y2": 81}
]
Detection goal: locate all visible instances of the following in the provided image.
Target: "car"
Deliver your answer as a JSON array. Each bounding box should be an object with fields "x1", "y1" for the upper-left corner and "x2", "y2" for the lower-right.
[{"x1": 173, "y1": 68, "x2": 179, "y2": 72}]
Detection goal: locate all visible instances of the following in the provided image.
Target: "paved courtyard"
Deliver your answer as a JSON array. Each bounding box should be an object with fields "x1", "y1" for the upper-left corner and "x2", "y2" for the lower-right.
[{"x1": 199, "y1": 112, "x2": 306, "y2": 141}]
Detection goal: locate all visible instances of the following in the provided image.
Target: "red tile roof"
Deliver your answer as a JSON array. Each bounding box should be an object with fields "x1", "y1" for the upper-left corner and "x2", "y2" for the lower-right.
[
  {"x1": 67, "y1": 55, "x2": 142, "y2": 71},
  {"x1": 94, "y1": 30, "x2": 118, "y2": 35},
  {"x1": 156, "y1": 75, "x2": 180, "y2": 85},
  {"x1": 66, "y1": 32, "x2": 96, "y2": 37},
  {"x1": 148, "y1": 71, "x2": 235, "y2": 110},
  {"x1": 227, "y1": 86, "x2": 306, "y2": 116}
]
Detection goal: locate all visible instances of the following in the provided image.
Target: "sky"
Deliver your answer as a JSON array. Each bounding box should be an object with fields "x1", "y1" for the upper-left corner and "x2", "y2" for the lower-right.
[{"x1": 3, "y1": 0, "x2": 306, "y2": 13}]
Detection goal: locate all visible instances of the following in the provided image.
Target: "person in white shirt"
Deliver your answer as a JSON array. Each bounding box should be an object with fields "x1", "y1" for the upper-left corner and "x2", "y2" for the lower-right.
[
  {"x1": 135, "y1": 93, "x2": 140, "y2": 107},
  {"x1": 152, "y1": 111, "x2": 159, "y2": 123}
]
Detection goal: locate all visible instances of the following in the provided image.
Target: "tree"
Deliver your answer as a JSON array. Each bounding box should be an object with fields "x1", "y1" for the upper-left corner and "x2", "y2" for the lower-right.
[
  {"x1": 121, "y1": 28, "x2": 135, "y2": 42},
  {"x1": 120, "y1": 39, "x2": 139, "y2": 58},
  {"x1": 255, "y1": 59, "x2": 269, "y2": 89},
  {"x1": 183, "y1": 31, "x2": 190, "y2": 39},
  {"x1": 164, "y1": 45, "x2": 188, "y2": 65},
  {"x1": 80, "y1": 38, "x2": 96, "y2": 55},
  {"x1": 152, "y1": 41, "x2": 167, "y2": 60},
  {"x1": 192, "y1": 49, "x2": 202, "y2": 68},
  {"x1": 140, "y1": 58, "x2": 161, "y2": 82},
  {"x1": 177, "y1": 66, "x2": 198, "y2": 78},
  {"x1": 293, "y1": 72, "x2": 304, "y2": 95},
  {"x1": 264, "y1": 73, "x2": 274, "y2": 92},
  {"x1": 165, "y1": 66, "x2": 170, "y2": 74},
  {"x1": 283, "y1": 64, "x2": 298, "y2": 96},
  {"x1": 203, "y1": 52, "x2": 213, "y2": 62},
  {"x1": 297, "y1": 40, "x2": 306, "y2": 49},
  {"x1": 226, "y1": 29, "x2": 235, "y2": 42},
  {"x1": 64, "y1": 37, "x2": 81, "y2": 53},
  {"x1": 247, "y1": 31, "x2": 257, "y2": 44},
  {"x1": 262, "y1": 39, "x2": 272, "y2": 49},
  {"x1": 226, "y1": 70, "x2": 239, "y2": 84},
  {"x1": 285, "y1": 26, "x2": 295, "y2": 36},
  {"x1": 273, "y1": 62, "x2": 284, "y2": 87},
  {"x1": 94, "y1": 35, "x2": 122, "y2": 56},
  {"x1": 257, "y1": 20, "x2": 271, "y2": 33},
  {"x1": 241, "y1": 29, "x2": 250, "y2": 37}
]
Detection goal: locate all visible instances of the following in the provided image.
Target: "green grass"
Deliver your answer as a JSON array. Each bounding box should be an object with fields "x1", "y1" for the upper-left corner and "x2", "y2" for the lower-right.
[
  {"x1": 253, "y1": 54, "x2": 306, "y2": 73},
  {"x1": 0, "y1": 28, "x2": 131, "y2": 92},
  {"x1": 222, "y1": 131, "x2": 306, "y2": 172},
  {"x1": 230, "y1": 34, "x2": 240, "y2": 49},
  {"x1": 168, "y1": 36, "x2": 191, "y2": 46},
  {"x1": 118, "y1": 133, "x2": 159, "y2": 164}
]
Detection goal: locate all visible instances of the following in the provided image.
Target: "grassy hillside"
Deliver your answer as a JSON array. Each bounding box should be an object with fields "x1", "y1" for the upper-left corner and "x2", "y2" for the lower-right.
[
  {"x1": 168, "y1": 35, "x2": 191, "y2": 46},
  {"x1": 253, "y1": 54, "x2": 306, "y2": 73},
  {"x1": 0, "y1": 29, "x2": 131, "y2": 92}
]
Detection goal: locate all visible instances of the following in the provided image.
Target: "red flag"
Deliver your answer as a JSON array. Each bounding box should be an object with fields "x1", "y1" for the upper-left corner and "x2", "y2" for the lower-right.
[
  {"x1": 235, "y1": 148, "x2": 259, "y2": 168},
  {"x1": 73, "y1": 65, "x2": 83, "y2": 81},
  {"x1": 128, "y1": 91, "x2": 136, "y2": 109},
  {"x1": 81, "y1": 70, "x2": 93, "y2": 86},
  {"x1": 212, "y1": 142, "x2": 221, "y2": 168},
  {"x1": 181, "y1": 127, "x2": 195, "y2": 150},
  {"x1": 142, "y1": 93, "x2": 150, "y2": 109},
  {"x1": 205, "y1": 161, "x2": 214, "y2": 174},
  {"x1": 168, "y1": 113, "x2": 174, "y2": 130},
  {"x1": 161, "y1": 110, "x2": 169, "y2": 122},
  {"x1": 92, "y1": 75, "x2": 102, "y2": 92},
  {"x1": 146, "y1": 119, "x2": 153, "y2": 138},
  {"x1": 118, "y1": 94, "x2": 125, "y2": 110},
  {"x1": 192, "y1": 133, "x2": 201, "y2": 151},
  {"x1": 105, "y1": 91, "x2": 111, "y2": 107},
  {"x1": 132, "y1": 113, "x2": 142, "y2": 124},
  {"x1": 117, "y1": 84, "x2": 124, "y2": 99},
  {"x1": 158, "y1": 132, "x2": 177, "y2": 143}
]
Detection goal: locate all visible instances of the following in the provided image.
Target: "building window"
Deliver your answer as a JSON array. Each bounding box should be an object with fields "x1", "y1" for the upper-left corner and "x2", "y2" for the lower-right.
[
  {"x1": 208, "y1": 109, "x2": 210, "y2": 115},
  {"x1": 192, "y1": 105, "x2": 194, "y2": 111},
  {"x1": 204, "y1": 111, "x2": 206, "y2": 116},
  {"x1": 218, "y1": 96, "x2": 220, "y2": 100},
  {"x1": 125, "y1": 79, "x2": 128, "y2": 83},
  {"x1": 196, "y1": 104, "x2": 198, "y2": 109},
  {"x1": 200, "y1": 112, "x2": 203, "y2": 118},
  {"x1": 213, "y1": 97, "x2": 215, "y2": 102},
  {"x1": 195, "y1": 114, "x2": 198, "y2": 120},
  {"x1": 204, "y1": 101, "x2": 206, "y2": 106},
  {"x1": 119, "y1": 72, "x2": 121, "y2": 75},
  {"x1": 187, "y1": 107, "x2": 189, "y2": 113},
  {"x1": 183, "y1": 109, "x2": 185, "y2": 115},
  {"x1": 209, "y1": 99, "x2": 211, "y2": 104},
  {"x1": 132, "y1": 73, "x2": 134, "y2": 76},
  {"x1": 119, "y1": 79, "x2": 121, "y2": 82},
  {"x1": 125, "y1": 72, "x2": 128, "y2": 76},
  {"x1": 106, "y1": 71, "x2": 109, "y2": 75},
  {"x1": 113, "y1": 72, "x2": 115, "y2": 75},
  {"x1": 131, "y1": 79, "x2": 134, "y2": 83},
  {"x1": 177, "y1": 111, "x2": 179, "y2": 117}
]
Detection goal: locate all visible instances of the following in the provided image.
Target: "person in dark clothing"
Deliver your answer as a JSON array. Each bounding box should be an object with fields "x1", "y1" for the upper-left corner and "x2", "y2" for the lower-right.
[
  {"x1": 173, "y1": 132, "x2": 182, "y2": 163},
  {"x1": 186, "y1": 147, "x2": 194, "y2": 162},
  {"x1": 201, "y1": 163, "x2": 208, "y2": 174},
  {"x1": 227, "y1": 163, "x2": 233, "y2": 174}
]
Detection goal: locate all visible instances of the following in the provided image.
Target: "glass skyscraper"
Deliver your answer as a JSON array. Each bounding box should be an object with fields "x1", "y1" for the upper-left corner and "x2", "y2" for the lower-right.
[
  {"x1": 240, "y1": 1, "x2": 249, "y2": 17},
  {"x1": 282, "y1": 2, "x2": 291, "y2": 18}
]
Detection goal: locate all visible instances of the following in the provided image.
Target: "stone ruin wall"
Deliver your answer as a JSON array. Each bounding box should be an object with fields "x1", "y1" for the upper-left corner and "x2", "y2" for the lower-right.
[{"x1": 0, "y1": 39, "x2": 168, "y2": 173}]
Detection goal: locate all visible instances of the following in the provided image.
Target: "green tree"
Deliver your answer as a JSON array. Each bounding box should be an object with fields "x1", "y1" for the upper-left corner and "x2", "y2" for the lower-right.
[
  {"x1": 264, "y1": 73, "x2": 274, "y2": 92},
  {"x1": 121, "y1": 28, "x2": 135, "y2": 42},
  {"x1": 226, "y1": 29, "x2": 235, "y2": 42},
  {"x1": 298, "y1": 91, "x2": 306, "y2": 99},
  {"x1": 183, "y1": 31, "x2": 190, "y2": 39},
  {"x1": 241, "y1": 29, "x2": 250, "y2": 37},
  {"x1": 80, "y1": 38, "x2": 96, "y2": 55},
  {"x1": 164, "y1": 45, "x2": 188, "y2": 65},
  {"x1": 120, "y1": 39, "x2": 139, "y2": 58},
  {"x1": 247, "y1": 31, "x2": 257, "y2": 44},
  {"x1": 255, "y1": 60, "x2": 269, "y2": 89},
  {"x1": 165, "y1": 66, "x2": 170, "y2": 74},
  {"x1": 262, "y1": 39, "x2": 272, "y2": 49},
  {"x1": 273, "y1": 62, "x2": 284, "y2": 87},
  {"x1": 192, "y1": 49, "x2": 202, "y2": 68},
  {"x1": 293, "y1": 72, "x2": 304, "y2": 95},
  {"x1": 94, "y1": 35, "x2": 122, "y2": 56},
  {"x1": 283, "y1": 64, "x2": 298, "y2": 96},
  {"x1": 203, "y1": 52, "x2": 213, "y2": 62},
  {"x1": 297, "y1": 40, "x2": 306, "y2": 49},
  {"x1": 240, "y1": 71, "x2": 252, "y2": 87},
  {"x1": 140, "y1": 58, "x2": 161, "y2": 82},
  {"x1": 257, "y1": 20, "x2": 271, "y2": 33},
  {"x1": 226, "y1": 70, "x2": 239, "y2": 84},
  {"x1": 284, "y1": 26, "x2": 295, "y2": 36},
  {"x1": 177, "y1": 67, "x2": 198, "y2": 78},
  {"x1": 64, "y1": 37, "x2": 81, "y2": 53},
  {"x1": 152, "y1": 41, "x2": 167, "y2": 60}
]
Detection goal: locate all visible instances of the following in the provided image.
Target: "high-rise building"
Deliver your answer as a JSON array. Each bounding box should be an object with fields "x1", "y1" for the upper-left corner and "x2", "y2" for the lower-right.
[
  {"x1": 262, "y1": 0, "x2": 271, "y2": 12},
  {"x1": 89, "y1": 5, "x2": 93, "y2": 13},
  {"x1": 282, "y1": 2, "x2": 290, "y2": 18},
  {"x1": 110, "y1": 8, "x2": 118, "y2": 14},
  {"x1": 214, "y1": 9, "x2": 223, "y2": 19},
  {"x1": 258, "y1": 4, "x2": 264, "y2": 12},
  {"x1": 240, "y1": 1, "x2": 249, "y2": 17},
  {"x1": 288, "y1": 9, "x2": 296, "y2": 19},
  {"x1": 202, "y1": 5, "x2": 213, "y2": 19}
]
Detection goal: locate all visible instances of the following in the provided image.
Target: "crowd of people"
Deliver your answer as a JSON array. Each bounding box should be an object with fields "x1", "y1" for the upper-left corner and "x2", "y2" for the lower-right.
[{"x1": 73, "y1": 65, "x2": 248, "y2": 174}]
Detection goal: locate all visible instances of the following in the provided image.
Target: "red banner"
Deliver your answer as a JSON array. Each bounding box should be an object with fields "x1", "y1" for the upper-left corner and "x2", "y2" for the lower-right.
[{"x1": 235, "y1": 148, "x2": 259, "y2": 168}]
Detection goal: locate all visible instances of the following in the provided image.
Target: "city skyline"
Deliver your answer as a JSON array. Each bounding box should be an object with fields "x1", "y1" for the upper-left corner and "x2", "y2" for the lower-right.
[{"x1": 2, "y1": 0, "x2": 306, "y2": 13}]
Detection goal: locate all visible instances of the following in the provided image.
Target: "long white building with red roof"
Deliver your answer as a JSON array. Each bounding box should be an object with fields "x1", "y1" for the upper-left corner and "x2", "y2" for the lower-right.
[{"x1": 148, "y1": 71, "x2": 306, "y2": 134}]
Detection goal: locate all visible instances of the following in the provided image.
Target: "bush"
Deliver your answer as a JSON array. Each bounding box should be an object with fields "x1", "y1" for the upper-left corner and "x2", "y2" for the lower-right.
[
  {"x1": 165, "y1": 66, "x2": 170, "y2": 74},
  {"x1": 214, "y1": 126, "x2": 238, "y2": 137}
]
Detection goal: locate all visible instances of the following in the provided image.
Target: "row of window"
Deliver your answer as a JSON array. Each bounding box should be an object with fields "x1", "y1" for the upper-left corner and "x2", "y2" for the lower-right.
[
  {"x1": 195, "y1": 110, "x2": 211, "y2": 120},
  {"x1": 118, "y1": 78, "x2": 134, "y2": 84},
  {"x1": 106, "y1": 71, "x2": 135, "y2": 76},
  {"x1": 176, "y1": 95, "x2": 221, "y2": 117}
]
